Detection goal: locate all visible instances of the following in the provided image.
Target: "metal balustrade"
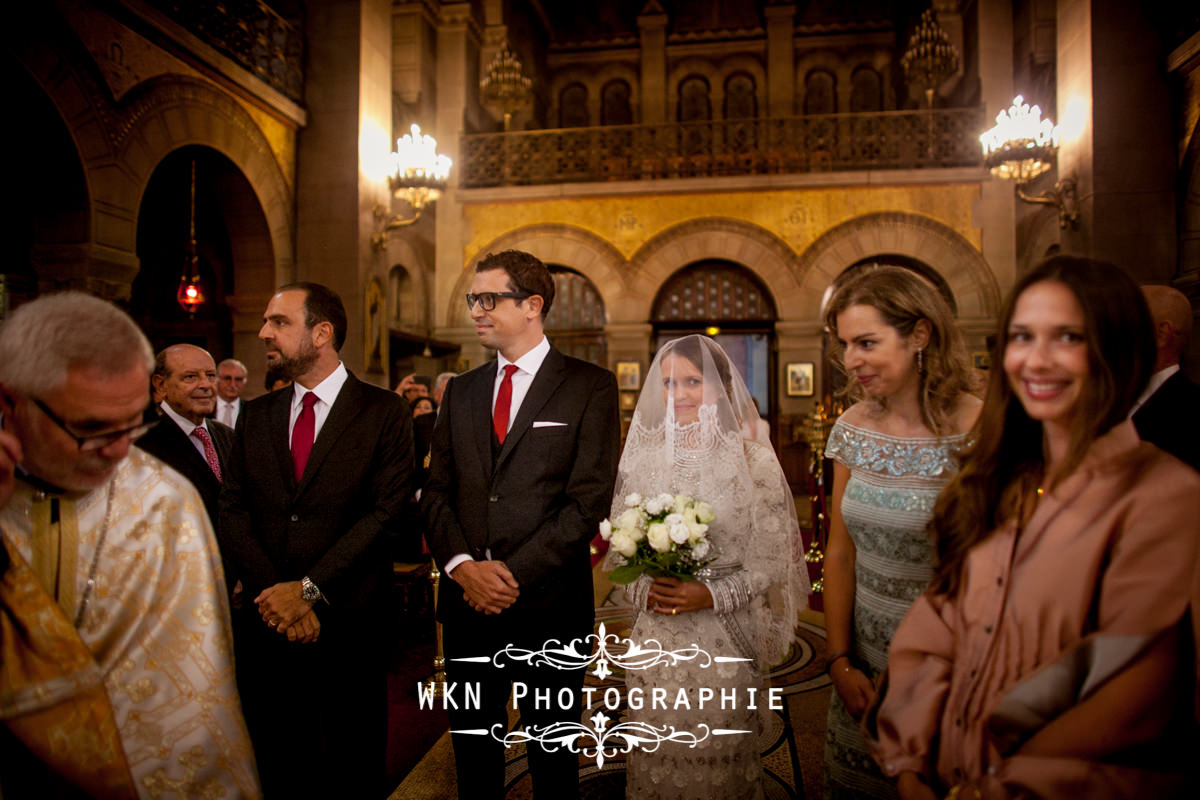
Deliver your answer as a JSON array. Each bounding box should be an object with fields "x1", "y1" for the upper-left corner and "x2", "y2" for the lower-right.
[{"x1": 460, "y1": 107, "x2": 986, "y2": 188}]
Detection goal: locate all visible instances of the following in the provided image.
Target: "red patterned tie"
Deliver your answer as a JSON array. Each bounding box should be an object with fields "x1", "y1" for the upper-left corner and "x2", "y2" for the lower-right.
[
  {"x1": 493, "y1": 364, "x2": 519, "y2": 444},
  {"x1": 291, "y1": 392, "x2": 318, "y2": 481},
  {"x1": 191, "y1": 426, "x2": 222, "y2": 482}
]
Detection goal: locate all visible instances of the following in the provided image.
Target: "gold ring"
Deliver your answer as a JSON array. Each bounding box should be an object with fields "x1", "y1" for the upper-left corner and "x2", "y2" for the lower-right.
[{"x1": 671, "y1": 608, "x2": 678, "y2": 615}]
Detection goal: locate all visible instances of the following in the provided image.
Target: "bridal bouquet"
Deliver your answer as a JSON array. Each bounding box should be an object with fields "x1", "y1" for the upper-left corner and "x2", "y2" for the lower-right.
[{"x1": 601, "y1": 492, "x2": 717, "y2": 584}]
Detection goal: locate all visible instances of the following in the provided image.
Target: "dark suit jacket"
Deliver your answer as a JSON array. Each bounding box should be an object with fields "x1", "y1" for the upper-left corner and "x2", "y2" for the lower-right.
[
  {"x1": 1133, "y1": 370, "x2": 1200, "y2": 473},
  {"x1": 422, "y1": 346, "x2": 620, "y2": 631},
  {"x1": 218, "y1": 370, "x2": 413, "y2": 615},
  {"x1": 135, "y1": 414, "x2": 234, "y2": 529}
]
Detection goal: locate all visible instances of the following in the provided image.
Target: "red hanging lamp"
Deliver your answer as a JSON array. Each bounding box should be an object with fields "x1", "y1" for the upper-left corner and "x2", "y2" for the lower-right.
[{"x1": 176, "y1": 160, "x2": 206, "y2": 314}]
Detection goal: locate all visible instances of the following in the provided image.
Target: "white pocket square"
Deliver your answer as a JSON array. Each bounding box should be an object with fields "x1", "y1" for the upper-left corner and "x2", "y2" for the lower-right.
[{"x1": 532, "y1": 420, "x2": 568, "y2": 428}]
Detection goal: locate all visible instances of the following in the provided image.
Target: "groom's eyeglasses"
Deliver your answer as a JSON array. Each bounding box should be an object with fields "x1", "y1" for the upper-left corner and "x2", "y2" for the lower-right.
[{"x1": 465, "y1": 291, "x2": 531, "y2": 311}]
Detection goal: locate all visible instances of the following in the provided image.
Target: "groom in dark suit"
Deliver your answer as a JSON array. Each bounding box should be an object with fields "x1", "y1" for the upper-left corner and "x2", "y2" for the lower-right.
[
  {"x1": 424, "y1": 250, "x2": 620, "y2": 799},
  {"x1": 218, "y1": 282, "x2": 413, "y2": 797}
]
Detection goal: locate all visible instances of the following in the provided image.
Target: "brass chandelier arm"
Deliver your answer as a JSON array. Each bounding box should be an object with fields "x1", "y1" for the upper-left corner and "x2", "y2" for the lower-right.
[
  {"x1": 1014, "y1": 176, "x2": 1079, "y2": 229},
  {"x1": 371, "y1": 203, "x2": 423, "y2": 251}
]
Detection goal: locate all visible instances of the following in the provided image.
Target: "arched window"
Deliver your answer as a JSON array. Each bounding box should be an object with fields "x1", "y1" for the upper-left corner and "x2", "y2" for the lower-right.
[
  {"x1": 804, "y1": 70, "x2": 836, "y2": 115},
  {"x1": 678, "y1": 75, "x2": 712, "y2": 157},
  {"x1": 559, "y1": 83, "x2": 589, "y2": 128},
  {"x1": 546, "y1": 266, "x2": 607, "y2": 367},
  {"x1": 723, "y1": 73, "x2": 757, "y2": 119},
  {"x1": 388, "y1": 264, "x2": 423, "y2": 327},
  {"x1": 723, "y1": 72, "x2": 757, "y2": 153},
  {"x1": 601, "y1": 80, "x2": 633, "y2": 126},
  {"x1": 678, "y1": 75, "x2": 711, "y2": 122},
  {"x1": 849, "y1": 66, "x2": 882, "y2": 112}
]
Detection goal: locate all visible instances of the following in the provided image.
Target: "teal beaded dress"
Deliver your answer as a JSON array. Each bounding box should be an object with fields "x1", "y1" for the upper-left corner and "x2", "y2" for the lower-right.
[{"x1": 822, "y1": 417, "x2": 967, "y2": 800}]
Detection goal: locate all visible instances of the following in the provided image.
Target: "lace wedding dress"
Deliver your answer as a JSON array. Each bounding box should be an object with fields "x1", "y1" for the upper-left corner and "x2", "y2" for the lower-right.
[{"x1": 608, "y1": 337, "x2": 809, "y2": 800}]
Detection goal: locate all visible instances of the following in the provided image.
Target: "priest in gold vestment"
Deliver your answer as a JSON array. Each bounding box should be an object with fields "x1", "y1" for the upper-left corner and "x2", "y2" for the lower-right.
[{"x1": 0, "y1": 292, "x2": 261, "y2": 799}]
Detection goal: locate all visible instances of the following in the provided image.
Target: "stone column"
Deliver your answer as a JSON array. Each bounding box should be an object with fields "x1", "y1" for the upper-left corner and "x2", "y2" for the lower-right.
[
  {"x1": 638, "y1": 6, "x2": 668, "y2": 125},
  {"x1": 765, "y1": 4, "x2": 796, "y2": 117},
  {"x1": 432, "y1": 3, "x2": 479, "y2": 347},
  {"x1": 973, "y1": 0, "x2": 1017, "y2": 289},
  {"x1": 1056, "y1": 0, "x2": 1176, "y2": 282},
  {"x1": 294, "y1": 0, "x2": 394, "y2": 386}
]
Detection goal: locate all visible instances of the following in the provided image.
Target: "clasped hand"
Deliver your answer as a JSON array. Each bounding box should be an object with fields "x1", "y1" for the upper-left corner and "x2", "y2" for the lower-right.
[
  {"x1": 255, "y1": 581, "x2": 320, "y2": 643},
  {"x1": 452, "y1": 560, "x2": 519, "y2": 614},
  {"x1": 647, "y1": 577, "x2": 713, "y2": 615}
]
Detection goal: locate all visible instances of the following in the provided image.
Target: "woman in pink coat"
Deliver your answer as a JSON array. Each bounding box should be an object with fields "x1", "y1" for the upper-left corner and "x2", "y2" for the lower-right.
[{"x1": 869, "y1": 255, "x2": 1200, "y2": 799}]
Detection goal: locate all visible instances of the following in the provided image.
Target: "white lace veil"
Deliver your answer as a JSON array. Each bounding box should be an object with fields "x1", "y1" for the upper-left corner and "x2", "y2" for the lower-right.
[{"x1": 608, "y1": 335, "x2": 810, "y2": 666}]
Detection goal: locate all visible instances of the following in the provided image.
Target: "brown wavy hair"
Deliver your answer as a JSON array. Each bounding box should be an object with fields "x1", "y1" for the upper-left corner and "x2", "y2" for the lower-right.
[
  {"x1": 824, "y1": 266, "x2": 973, "y2": 436},
  {"x1": 928, "y1": 255, "x2": 1156, "y2": 596}
]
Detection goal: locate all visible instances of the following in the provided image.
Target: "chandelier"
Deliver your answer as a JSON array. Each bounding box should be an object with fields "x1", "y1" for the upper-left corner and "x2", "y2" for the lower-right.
[
  {"x1": 901, "y1": 7, "x2": 959, "y2": 109},
  {"x1": 979, "y1": 95, "x2": 1078, "y2": 228},
  {"x1": 176, "y1": 159, "x2": 206, "y2": 315},
  {"x1": 371, "y1": 124, "x2": 452, "y2": 250},
  {"x1": 480, "y1": 44, "x2": 531, "y2": 131}
]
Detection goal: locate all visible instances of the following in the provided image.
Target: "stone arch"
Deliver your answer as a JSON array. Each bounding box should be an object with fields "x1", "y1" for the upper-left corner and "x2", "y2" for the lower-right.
[
  {"x1": 118, "y1": 76, "x2": 294, "y2": 289},
  {"x1": 793, "y1": 212, "x2": 1000, "y2": 321},
  {"x1": 448, "y1": 226, "x2": 628, "y2": 326},
  {"x1": 628, "y1": 219, "x2": 803, "y2": 322},
  {"x1": 667, "y1": 58, "x2": 720, "y2": 122}
]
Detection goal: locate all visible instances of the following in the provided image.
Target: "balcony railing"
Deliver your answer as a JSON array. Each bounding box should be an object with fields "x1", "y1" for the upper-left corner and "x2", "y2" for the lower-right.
[
  {"x1": 460, "y1": 108, "x2": 986, "y2": 188},
  {"x1": 151, "y1": 0, "x2": 304, "y2": 102}
]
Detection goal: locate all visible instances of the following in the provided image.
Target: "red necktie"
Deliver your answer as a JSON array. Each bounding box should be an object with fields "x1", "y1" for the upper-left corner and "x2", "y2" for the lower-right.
[
  {"x1": 493, "y1": 364, "x2": 519, "y2": 444},
  {"x1": 191, "y1": 426, "x2": 222, "y2": 482},
  {"x1": 291, "y1": 392, "x2": 318, "y2": 481}
]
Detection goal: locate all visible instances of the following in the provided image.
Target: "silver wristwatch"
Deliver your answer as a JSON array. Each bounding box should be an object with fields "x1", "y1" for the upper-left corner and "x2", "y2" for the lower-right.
[{"x1": 300, "y1": 576, "x2": 322, "y2": 603}]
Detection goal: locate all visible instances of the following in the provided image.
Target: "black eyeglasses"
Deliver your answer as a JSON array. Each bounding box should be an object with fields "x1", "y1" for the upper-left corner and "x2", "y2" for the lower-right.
[
  {"x1": 465, "y1": 291, "x2": 531, "y2": 311},
  {"x1": 31, "y1": 396, "x2": 157, "y2": 452}
]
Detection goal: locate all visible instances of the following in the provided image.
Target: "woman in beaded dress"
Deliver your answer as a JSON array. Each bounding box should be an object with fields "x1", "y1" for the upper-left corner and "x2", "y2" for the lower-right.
[
  {"x1": 821, "y1": 268, "x2": 981, "y2": 799},
  {"x1": 607, "y1": 336, "x2": 810, "y2": 800}
]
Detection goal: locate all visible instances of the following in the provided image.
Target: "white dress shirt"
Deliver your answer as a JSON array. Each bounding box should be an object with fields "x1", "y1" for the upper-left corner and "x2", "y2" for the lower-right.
[
  {"x1": 447, "y1": 337, "x2": 552, "y2": 576},
  {"x1": 288, "y1": 362, "x2": 349, "y2": 447},
  {"x1": 160, "y1": 401, "x2": 211, "y2": 459},
  {"x1": 1128, "y1": 364, "x2": 1179, "y2": 419},
  {"x1": 215, "y1": 397, "x2": 241, "y2": 428}
]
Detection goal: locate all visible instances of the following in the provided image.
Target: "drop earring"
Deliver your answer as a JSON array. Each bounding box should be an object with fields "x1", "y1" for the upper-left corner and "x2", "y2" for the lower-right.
[{"x1": 916, "y1": 349, "x2": 924, "y2": 374}]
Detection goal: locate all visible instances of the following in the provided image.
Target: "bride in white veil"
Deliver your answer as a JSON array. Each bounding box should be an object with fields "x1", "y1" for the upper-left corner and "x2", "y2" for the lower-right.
[{"x1": 608, "y1": 335, "x2": 810, "y2": 799}]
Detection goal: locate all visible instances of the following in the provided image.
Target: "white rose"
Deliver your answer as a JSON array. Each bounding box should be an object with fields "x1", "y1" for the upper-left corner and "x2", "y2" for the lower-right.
[
  {"x1": 687, "y1": 521, "x2": 709, "y2": 542},
  {"x1": 694, "y1": 502, "x2": 715, "y2": 524},
  {"x1": 683, "y1": 506, "x2": 698, "y2": 524},
  {"x1": 691, "y1": 540, "x2": 711, "y2": 560},
  {"x1": 611, "y1": 531, "x2": 637, "y2": 558},
  {"x1": 657, "y1": 493, "x2": 675, "y2": 510},
  {"x1": 664, "y1": 512, "x2": 684, "y2": 527},
  {"x1": 616, "y1": 508, "x2": 642, "y2": 531},
  {"x1": 673, "y1": 494, "x2": 689, "y2": 513},
  {"x1": 624, "y1": 492, "x2": 642, "y2": 508},
  {"x1": 644, "y1": 497, "x2": 664, "y2": 516},
  {"x1": 646, "y1": 523, "x2": 671, "y2": 553},
  {"x1": 668, "y1": 522, "x2": 690, "y2": 545},
  {"x1": 599, "y1": 519, "x2": 613, "y2": 541}
]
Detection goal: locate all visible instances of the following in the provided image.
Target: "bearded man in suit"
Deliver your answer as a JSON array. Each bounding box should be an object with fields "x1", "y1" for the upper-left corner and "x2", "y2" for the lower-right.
[
  {"x1": 423, "y1": 250, "x2": 620, "y2": 798},
  {"x1": 218, "y1": 281, "x2": 413, "y2": 797}
]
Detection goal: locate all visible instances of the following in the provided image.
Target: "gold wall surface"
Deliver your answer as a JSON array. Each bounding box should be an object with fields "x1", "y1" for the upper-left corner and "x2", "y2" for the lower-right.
[{"x1": 460, "y1": 184, "x2": 983, "y2": 270}]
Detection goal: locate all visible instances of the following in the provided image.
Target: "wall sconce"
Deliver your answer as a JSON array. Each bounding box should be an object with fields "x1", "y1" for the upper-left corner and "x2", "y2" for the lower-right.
[
  {"x1": 980, "y1": 96, "x2": 1078, "y2": 229},
  {"x1": 372, "y1": 124, "x2": 452, "y2": 251}
]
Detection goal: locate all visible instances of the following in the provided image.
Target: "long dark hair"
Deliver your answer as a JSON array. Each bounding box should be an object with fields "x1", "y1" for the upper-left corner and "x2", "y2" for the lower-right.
[{"x1": 928, "y1": 255, "x2": 1156, "y2": 596}]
